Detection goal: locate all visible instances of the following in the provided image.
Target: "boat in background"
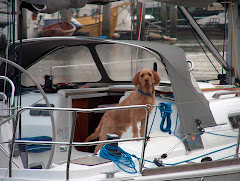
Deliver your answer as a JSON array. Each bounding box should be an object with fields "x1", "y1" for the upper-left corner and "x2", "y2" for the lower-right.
[
  {"x1": 42, "y1": 17, "x2": 83, "y2": 33},
  {"x1": 196, "y1": 12, "x2": 227, "y2": 30},
  {"x1": 39, "y1": 21, "x2": 76, "y2": 37},
  {"x1": 75, "y1": 3, "x2": 131, "y2": 37}
]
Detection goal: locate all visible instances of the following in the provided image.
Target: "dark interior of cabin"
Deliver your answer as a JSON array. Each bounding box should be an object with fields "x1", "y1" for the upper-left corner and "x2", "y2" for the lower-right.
[{"x1": 72, "y1": 93, "x2": 124, "y2": 153}]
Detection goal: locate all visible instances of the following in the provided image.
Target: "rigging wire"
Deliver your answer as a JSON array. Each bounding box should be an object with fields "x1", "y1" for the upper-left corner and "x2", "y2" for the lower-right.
[
  {"x1": 187, "y1": 19, "x2": 220, "y2": 75},
  {"x1": 163, "y1": 143, "x2": 237, "y2": 166}
]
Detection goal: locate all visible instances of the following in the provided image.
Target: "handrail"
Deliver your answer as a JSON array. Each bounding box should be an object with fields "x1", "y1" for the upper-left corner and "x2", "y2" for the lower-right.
[
  {"x1": 9, "y1": 105, "x2": 150, "y2": 179},
  {"x1": 212, "y1": 91, "x2": 240, "y2": 98},
  {"x1": 186, "y1": 60, "x2": 194, "y2": 72},
  {"x1": 66, "y1": 111, "x2": 77, "y2": 180},
  {"x1": 0, "y1": 98, "x2": 44, "y2": 127},
  {"x1": 14, "y1": 137, "x2": 145, "y2": 146},
  {"x1": 0, "y1": 92, "x2": 7, "y2": 101},
  {"x1": 0, "y1": 76, "x2": 15, "y2": 107}
]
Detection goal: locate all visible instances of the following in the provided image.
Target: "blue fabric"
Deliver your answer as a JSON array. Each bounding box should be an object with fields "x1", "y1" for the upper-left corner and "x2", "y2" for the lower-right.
[{"x1": 18, "y1": 136, "x2": 52, "y2": 153}]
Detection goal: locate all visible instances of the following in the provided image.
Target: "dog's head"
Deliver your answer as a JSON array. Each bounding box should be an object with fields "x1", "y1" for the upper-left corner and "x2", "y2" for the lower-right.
[{"x1": 132, "y1": 68, "x2": 161, "y2": 87}]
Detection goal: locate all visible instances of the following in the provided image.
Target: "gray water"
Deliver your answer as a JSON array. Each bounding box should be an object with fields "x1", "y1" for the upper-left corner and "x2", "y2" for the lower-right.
[{"x1": 153, "y1": 32, "x2": 226, "y2": 83}]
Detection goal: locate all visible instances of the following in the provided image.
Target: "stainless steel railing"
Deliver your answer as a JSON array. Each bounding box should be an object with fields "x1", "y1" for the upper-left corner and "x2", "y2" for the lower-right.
[{"x1": 9, "y1": 105, "x2": 150, "y2": 180}]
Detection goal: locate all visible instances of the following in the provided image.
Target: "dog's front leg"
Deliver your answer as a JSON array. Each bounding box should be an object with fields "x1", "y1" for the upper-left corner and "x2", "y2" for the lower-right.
[
  {"x1": 140, "y1": 119, "x2": 146, "y2": 137},
  {"x1": 132, "y1": 117, "x2": 139, "y2": 138}
]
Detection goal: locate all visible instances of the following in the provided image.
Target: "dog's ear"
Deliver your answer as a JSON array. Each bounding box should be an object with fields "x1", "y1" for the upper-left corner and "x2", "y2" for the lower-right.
[
  {"x1": 132, "y1": 71, "x2": 140, "y2": 86},
  {"x1": 152, "y1": 70, "x2": 161, "y2": 85}
]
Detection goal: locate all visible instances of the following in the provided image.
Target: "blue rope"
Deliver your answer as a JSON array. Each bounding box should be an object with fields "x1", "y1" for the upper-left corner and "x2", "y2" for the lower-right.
[
  {"x1": 163, "y1": 112, "x2": 238, "y2": 165},
  {"x1": 205, "y1": 131, "x2": 238, "y2": 138},
  {"x1": 99, "y1": 144, "x2": 157, "y2": 173},
  {"x1": 148, "y1": 102, "x2": 172, "y2": 136},
  {"x1": 159, "y1": 102, "x2": 172, "y2": 134},
  {"x1": 99, "y1": 144, "x2": 138, "y2": 174},
  {"x1": 162, "y1": 143, "x2": 237, "y2": 166}
]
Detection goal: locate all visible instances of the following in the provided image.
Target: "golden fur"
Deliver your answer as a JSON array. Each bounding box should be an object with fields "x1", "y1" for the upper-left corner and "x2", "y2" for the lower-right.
[{"x1": 85, "y1": 68, "x2": 161, "y2": 153}]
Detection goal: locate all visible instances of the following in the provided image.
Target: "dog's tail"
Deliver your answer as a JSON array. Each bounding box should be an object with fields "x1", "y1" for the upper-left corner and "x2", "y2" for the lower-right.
[{"x1": 85, "y1": 123, "x2": 102, "y2": 142}]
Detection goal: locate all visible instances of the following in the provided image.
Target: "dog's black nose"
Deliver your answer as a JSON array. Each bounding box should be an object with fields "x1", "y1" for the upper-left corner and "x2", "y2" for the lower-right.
[{"x1": 145, "y1": 79, "x2": 149, "y2": 83}]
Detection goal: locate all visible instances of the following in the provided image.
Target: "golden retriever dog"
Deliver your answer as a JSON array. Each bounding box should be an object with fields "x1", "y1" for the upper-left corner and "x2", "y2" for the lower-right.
[{"x1": 85, "y1": 68, "x2": 161, "y2": 153}]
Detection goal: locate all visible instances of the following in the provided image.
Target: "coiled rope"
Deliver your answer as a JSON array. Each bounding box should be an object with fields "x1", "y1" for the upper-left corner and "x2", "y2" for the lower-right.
[
  {"x1": 99, "y1": 144, "x2": 157, "y2": 173},
  {"x1": 149, "y1": 102, "x2": 172, "y2": 136},
  {"x1": 99, "y1": 144, "x2": 138, "y2": 174}
]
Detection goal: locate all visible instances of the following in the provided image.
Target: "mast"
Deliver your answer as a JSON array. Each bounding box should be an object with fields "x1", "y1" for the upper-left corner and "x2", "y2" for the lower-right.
[{"x1": 226, "y1": 1, "x2": 240, "y2": 85}]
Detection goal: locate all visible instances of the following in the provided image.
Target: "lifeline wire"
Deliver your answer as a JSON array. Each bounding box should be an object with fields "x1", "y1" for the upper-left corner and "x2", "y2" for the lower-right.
[
  {"x1": 187, "y1": 21, "x2": 220, "y2": 74},
  {"x1": 149, "y1": 105, "x2": 238, "y2": 163},
  {"x1": 163, "y1": 144, "x2": 237, "y2": 166},
  {"x1": 163, "y1": 112, "x2": 238, "y2": 165}
]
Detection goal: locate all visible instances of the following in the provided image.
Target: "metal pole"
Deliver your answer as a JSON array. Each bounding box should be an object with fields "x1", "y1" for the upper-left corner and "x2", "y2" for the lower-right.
[
  {"x1": 9, "y1": 112, "x2": 20, "y2": 177},
  {"x1": 102, "y1": 3, "x2": 111, "y2": 38},
  {"x1": 136, "y1": 2, "x2": 145, "y2": 41},
  {"x1": 66, "y1": 111, "x2": 77, "y2": 180},
  {"x1": 22, "y1": 6, "x2": 28, "y2": 38},
  {"x1": 169, "y1": 5, "x2": 177, "y2": 37},
  {"x1": 139, "y1": 107, "x2": 149, "y2": 173},
  {"x1": 15, "y1": 137, "x2": 145, "y2": 146},
  {"x1": 235, "y1": 128, "x2": 240, "y2": 158},
  {"x1": 61, "y1": 8, "x2": 72, "y2": 23},
  {"x1": 161, "y1": 3, "x2": 167, "y2": 34}
]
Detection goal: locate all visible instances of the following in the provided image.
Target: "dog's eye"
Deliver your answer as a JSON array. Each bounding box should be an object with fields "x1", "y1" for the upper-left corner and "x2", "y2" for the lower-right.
[
  {"x1": 148, "y1": 73, "x2": 152, "y2": 76},
  {"x1": 140, "y1": 74, "x2": 144, "y2": 77}
]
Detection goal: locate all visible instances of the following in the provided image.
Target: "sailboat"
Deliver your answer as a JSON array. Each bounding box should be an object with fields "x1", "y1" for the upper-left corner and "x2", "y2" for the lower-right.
[
  {"x1": 1, "y1": 0, "x2": 240, "y2": 180},
  {"x1": 39, "y1": 21, "x2": 76, "y2": 37},
  {"x1": 75, "y1": 3, "x2": 131, "y2": 37}
]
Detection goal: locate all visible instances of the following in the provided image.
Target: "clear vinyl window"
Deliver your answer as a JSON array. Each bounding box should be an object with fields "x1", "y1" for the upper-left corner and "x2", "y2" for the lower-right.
[
  {"x1": 21, "y1": 46, "x2": 101, "y2": 86},
  {"x1": 96, "y1": 43, "x2": 169, "y2": 82}
]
